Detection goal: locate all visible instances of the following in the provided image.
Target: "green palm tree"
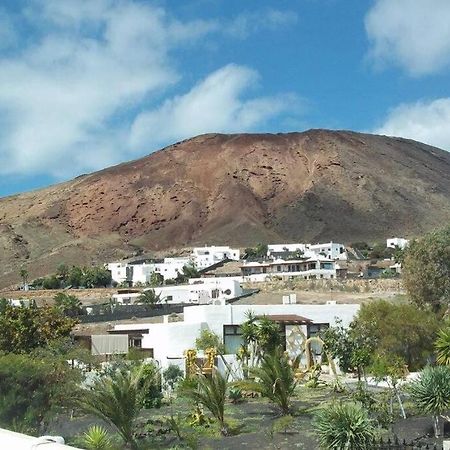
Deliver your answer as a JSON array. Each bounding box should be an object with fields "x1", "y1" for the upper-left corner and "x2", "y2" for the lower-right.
[
  {"x1": 240, "y1": 312, "x2": 282, "y2": 365},
  {"x1": 409, "y1": 365, "x2": 450, "y2": 437},
  {"x1": 237, "y1": 348, "x2": 296, "y2": 415},
  {"x1": 436, "y1": 327, "x2": 450, "y2": 365},
  {"x1": 78, "y1": 369, "x2": 143, "y2": 449},
  {"x1": 138, "y1": 289, "x2": 161, "y2": 307},
  {"x1": 183, "y1": 370, "x2": 228, "y2": 435},
  {"x1": 53, "y1": 293, "x2": 83, "y2": 317},
  {"x1": 313, "y1": 402, "x2": 376, "y2": 449}
]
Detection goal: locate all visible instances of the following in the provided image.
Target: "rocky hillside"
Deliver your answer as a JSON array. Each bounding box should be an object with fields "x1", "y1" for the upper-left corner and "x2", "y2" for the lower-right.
[{"x1": 1, "y1": 129, "x2": 450, "y2": 288}]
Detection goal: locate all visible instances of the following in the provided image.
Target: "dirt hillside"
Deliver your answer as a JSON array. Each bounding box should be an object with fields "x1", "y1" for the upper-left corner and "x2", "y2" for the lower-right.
[{"x1": 1, "y1": 130, "x2": 449, "y2": 287}]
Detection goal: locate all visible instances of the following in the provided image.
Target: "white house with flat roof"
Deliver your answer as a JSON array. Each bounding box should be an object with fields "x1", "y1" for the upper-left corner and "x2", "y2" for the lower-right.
[
  {"x1": 107, "y1": 257, "x2": 191, "y2": 286},
  {"x1": 241, "y1": 257, "x2": 337, "y2": 281},
  {"x1": 386, "y1": 238, "x2": 409, "y2": 250},
  {"x1": 112, "y1": 302, "x2": 360, "y2": 369},
  {"x1": 267, "y1": 242, "x2": 347, "y2": 261},
  {"x1": 191, "y1": 246, "x2": 240, "y2": 269}
]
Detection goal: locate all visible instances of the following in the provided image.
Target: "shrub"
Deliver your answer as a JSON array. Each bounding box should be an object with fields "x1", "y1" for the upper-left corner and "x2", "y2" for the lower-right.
[
  {"x1": 436, "y1": 326, "x2": 450, "y2": 366},
  {"x1": 409, "y1": 365, "x2": 450, "y2": 437},
  {"x1": 313, "y1": 402, "x2": 376, "y2": 449},
  {"x1": 237, "y1": 348, "x2": 296, "y2": 415},
  {"x1": 82, "y1": 425, "x2": 113, "y2": 450}
]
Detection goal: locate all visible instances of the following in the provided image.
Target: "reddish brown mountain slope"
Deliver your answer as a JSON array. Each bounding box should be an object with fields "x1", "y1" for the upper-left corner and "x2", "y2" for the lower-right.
[{"x1": 1, "y1": 129, "x2": 450, "y2": 287}]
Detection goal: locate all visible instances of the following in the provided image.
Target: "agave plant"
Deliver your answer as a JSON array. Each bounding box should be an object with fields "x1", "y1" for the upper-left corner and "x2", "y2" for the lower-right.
[
  {"x1": 313, "y1": 402, "x2": 376, "y2": 449},
  {"x1": 183, "y1": 369, "x2": 228, "y2": 435},
  {"x1": 82, "y1": 425, "x2": 112, "y2": 450},
  {"x1": 409, "y1": 365, "x2": 450, "y2": 437},
  {"x1": 436, "y1": 327, "x2": 450, "y2": 366},
  {"x1": 237, "y1": 348, "x2": 296, "y2": 415}
]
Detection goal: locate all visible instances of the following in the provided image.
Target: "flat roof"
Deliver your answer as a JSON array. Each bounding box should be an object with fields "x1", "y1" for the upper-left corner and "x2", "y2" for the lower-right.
[{"x1": 257, "y1": 314, "x2": 313, "y2": 324}]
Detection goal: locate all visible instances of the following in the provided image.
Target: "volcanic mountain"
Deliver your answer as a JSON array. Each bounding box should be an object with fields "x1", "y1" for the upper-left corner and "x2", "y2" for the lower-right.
[{"x1": 1, "y1": 129, "x2": 450, "y2": 287}]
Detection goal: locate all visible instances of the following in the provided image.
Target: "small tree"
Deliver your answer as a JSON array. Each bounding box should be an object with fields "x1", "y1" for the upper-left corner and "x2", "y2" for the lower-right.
[
  {"x1": 0, "y1": 353, "x2": 78, "y2": 433},
  {"x1": 53, "y1": 292, "x2": 83, "y2": 317},
  {"x1": 313, "y1": 402, "x2": 376, "y2": 449},
  {"x1": 195, "y1": 329, "x2": 224, "y2": 354},
  {"x1": 240, "y1": 312, "x2": 282, "y2": 365},
  {"x1": 0, "y1": 304, "x2": 76, "y2": 354},
  {"x1": 409, "y1": 365, "x2": 450, "y2": 438},
  {"x1": 402, "y1": 226, "x2": 450, "y2": 312},
  {"x1": 238, "y1": 349, "x2": 296, "y2": 415},
  {"x1": 369, "y1": 353, "x2": 408, "y2": 419},
  {"x1": 321, "y1": 319, "x2": 372, "y2": 381}
]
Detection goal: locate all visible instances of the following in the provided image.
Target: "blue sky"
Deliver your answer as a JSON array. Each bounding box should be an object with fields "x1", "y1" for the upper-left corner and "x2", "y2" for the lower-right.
[{"x1": 1, "y1": 0, "x2": 450, "y2": 197}]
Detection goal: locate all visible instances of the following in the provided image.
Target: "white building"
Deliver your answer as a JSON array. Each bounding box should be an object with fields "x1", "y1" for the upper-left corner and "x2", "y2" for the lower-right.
[
  {"x1": 113, "y1": 302, "x2": 360, "y2": 369},
  {"x1": 241, "y1": 257, "x2": 337, "y2": 282},
  {"x1": 111, "y1": 277, "x2": 243, "y2": 305},
  {"x1": 308, "y1": 242, "x2": 347, "y2": 260},
  {"x1": 152, "y1": 257, "x2": 192, "y2": 280},
  {"x1": 191, "y1": 246, "x2": 240, "y2": 269},
  {"x1": 267, "y1": 242, "x2": 347, "y2": 261},
  {"x1": 386, "y1": 238, "x2": 409, "y2": 250},
  {"x1": 107, "y1": 257, "x2": 191, "y2": 286}
]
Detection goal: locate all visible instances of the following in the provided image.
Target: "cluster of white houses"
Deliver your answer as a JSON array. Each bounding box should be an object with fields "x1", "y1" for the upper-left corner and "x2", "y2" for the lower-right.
[
  {"x1": 107, "y1": 246, "x2": 241, "y2": 286},
  {"x1": 106, "y1": 238, "x2": 408, "y2": 307},
  {"x1": 107, "y1": 242, "x2": 347, "y2": 287}
]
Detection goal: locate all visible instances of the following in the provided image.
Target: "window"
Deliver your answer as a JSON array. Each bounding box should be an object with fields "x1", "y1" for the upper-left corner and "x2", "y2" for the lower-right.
[
  {"x1": 166, "y1": 295, "x2": 173, "y2": 301},
  {"x1": 131, "y1": 338, "x2": 142, "y2": 348},
  {"x1": 223, "y1": 325, "x2": 243, "y2": 354},
  {"x1": 307, "y1": 323, "x2": 329, "y2": 338}
]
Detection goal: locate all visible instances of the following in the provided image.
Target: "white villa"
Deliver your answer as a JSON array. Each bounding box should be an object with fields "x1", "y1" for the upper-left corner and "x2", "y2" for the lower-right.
[
  {"x1": 107, "y1": 257, "x2": 191, "y2": 285},
  {"x1": 386, "y1": 237, "x2": 409, "y2": 250},
  {"x1": 267, "y1": 242, "x2": 347, "y2": 261},
  {"x1": 241, "y1": 257, "x2": 339, "y2": 281},
  {"x1": 112, "y1": 302, "x2": 360, "y2": 370},
  {"x1": 191, "y1": 246, "x2": 240, "y2": 269},
  {"x1": 112, "y1": 277, "x2": 243, "y2": 305}
]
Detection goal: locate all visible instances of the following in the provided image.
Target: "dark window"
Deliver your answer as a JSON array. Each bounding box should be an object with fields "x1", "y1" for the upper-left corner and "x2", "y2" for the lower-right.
[{"x1": 223, "y1": 325, "x2": 243, "y2": 354}]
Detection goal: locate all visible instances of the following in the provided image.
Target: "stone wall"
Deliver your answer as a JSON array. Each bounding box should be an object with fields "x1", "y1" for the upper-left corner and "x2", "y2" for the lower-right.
[{"x1": 243, "y1": 277, "x2": 404, "y2": 294}]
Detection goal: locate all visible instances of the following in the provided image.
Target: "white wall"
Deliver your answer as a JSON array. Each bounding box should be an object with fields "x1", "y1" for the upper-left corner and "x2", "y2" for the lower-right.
[{"x1": 141, "y1": 321, "x2": 208, "y2": 366}]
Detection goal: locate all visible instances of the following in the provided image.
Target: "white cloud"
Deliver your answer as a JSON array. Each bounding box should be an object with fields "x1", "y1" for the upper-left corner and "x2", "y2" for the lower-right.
[
  {"x1": 130, "y1": 64, "x2": 297, "y2": 148},
  {"x1": 0, "y1": 1, "x2": 297, "y2": 179},
  {"x1": 375, "y1": 98, "x2": 450, "y2": 151},
  {"x1": 227, "y1": 9, "x2": 298, "y2": 39},
  {"x1": 365, "y1": 0, "x2": 450, "y2": 76}
]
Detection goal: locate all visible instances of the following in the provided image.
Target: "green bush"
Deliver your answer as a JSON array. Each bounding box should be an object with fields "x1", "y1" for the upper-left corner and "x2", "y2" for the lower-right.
[
  {"x1": 0, "y1": 353, "x2": 76, "y2": 432},
  {"x1": 313, "y1": 402, "x2": 376, "y2": 449},
  {"x1": 409, "y1": 365, "x2": 450, "y2": 437}
]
